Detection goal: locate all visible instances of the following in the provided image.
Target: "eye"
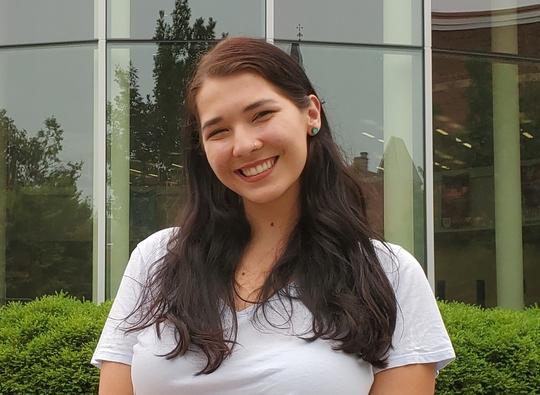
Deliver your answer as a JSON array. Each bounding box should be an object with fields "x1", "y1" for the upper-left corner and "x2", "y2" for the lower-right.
[
  {"x1": 207, "y1": 128, "x2": 227, "y2": 139},
  {"x1": 253, "y1": 110, "x2": 275, "y2": 122}
]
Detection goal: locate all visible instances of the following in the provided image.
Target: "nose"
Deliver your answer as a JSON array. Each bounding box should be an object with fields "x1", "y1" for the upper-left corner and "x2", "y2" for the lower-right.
[{"x1": 231, "y1": 126, "x2": 262, "y2": 157}]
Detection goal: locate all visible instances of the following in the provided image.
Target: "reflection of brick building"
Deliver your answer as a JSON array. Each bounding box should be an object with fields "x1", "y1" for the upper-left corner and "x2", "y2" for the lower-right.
[
  {"x1": 433, "y1": 5, "x2": 540, "y2": 58},
  {"x1": 351, "y1": 152, "x2": 384, "y2": 236},
  {"x1": 2, "y1": 0, "x2": 538, "y2": 310},
  {"x1": 432, "y1": 4, "x2": 540, "y2": 231},
  {"x1": 432, "y1": 5, "x2": 540, "y2": 163},
  {"x1": 432, "y1": 3, "x2": 540, "y2": 307}
]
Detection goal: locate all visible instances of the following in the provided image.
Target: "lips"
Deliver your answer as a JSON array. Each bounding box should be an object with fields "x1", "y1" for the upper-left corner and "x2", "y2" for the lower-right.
[{"x1": 236, "y1": 156, "x2": 278, "y2": 180}]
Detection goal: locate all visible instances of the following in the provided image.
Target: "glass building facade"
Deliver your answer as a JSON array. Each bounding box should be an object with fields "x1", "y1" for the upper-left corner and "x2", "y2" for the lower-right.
[
  {"x1": 0, "y1": 0, "x2": 538, "y2": 309},
  {"x1": 432, "y1": 0, "x2": 540, "y2": 309}
]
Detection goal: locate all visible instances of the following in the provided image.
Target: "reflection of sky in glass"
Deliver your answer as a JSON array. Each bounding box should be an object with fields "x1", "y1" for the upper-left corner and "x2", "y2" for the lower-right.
[
  {"x1": 275, "y1": 0, "x2": 422, "y2": 46},
  {"x1": 109, "y1": 0, "x2": 264, "y2": 38},
  {"x1": 0, "y1": 0, "x2": 94, "y2": 45},
  {"x1": 109, "y1": 44, "x2": 160, "y2": 102},
  {"x1": 278, "y1": 43, "x2": 424, "y2": 174},
  {"x1": 112, "y1": 42, "x2": 424, "y2": 175},
  {"x1": 0, "y1": 45, "x2": 95, "y2": 199}
]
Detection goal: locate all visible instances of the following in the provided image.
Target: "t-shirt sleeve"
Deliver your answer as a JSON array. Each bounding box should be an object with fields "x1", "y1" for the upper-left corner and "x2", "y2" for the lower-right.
[
  {"x1": 91, "y1": 245, "x2": 148, "y2": 368},
  {"x1": 372, "y1": 242, "x2": 456, "y2": 376}
]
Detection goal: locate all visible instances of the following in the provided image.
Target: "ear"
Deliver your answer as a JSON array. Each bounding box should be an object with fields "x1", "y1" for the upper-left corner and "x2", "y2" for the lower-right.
[{"x1": 306, "y1": 94, "x2": 322, "y2": 134}]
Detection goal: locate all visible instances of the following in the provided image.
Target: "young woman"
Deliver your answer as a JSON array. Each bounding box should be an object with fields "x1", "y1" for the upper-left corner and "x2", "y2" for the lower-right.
[{"x1": 92, "y1": 37, "x2": 455, "y2": 395}]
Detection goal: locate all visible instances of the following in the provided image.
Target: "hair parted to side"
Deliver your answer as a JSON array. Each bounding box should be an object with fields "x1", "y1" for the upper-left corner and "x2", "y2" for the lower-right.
[{"x1": 126, "y1": 37, "x2": 398, "y2": 375}]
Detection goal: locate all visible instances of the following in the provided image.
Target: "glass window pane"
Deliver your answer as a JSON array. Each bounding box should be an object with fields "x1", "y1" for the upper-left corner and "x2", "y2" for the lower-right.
[
  {"x1": 432, "y1": 52, "x2": 540, "y2": 307},
  {"x1": 275, "y1": 0, "x2": 422, "y2": 46},
  {"x1": 108, "y1": 0, "x2": 265, "y2": 39},
  {"x1": 432, "y1": 1, "x2": 540, "y2": 58},
  {"x1": 279, "y1": 42, "x2": 426, "y2": 262},
  {"x1": 0, "y1": 0, "x2": 95, "y2": 46},
  {"x1": 106, "y1": 41, "x2": 425, "y2": 297},
  {"x1": 0, "y1": 45, "x2": 95, "y2": 302},
  {"x1": 107, "y1": 42, "x2": 212, "y2": 296}
]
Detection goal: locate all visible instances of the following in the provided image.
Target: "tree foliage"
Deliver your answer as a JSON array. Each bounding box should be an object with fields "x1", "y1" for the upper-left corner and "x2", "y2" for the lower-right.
[
  {"x1": 2, "y1": 0, "x2": 223, "y2": 301},
  {"x1": 120, "y1": 0, "x2": 219, "y2": 184},
  {"x1": 108, "y1": 0, "x2": 220, "y2": 242},
  {"x1": 1, "y1": 109, "x2": 92, "y2": 301}
]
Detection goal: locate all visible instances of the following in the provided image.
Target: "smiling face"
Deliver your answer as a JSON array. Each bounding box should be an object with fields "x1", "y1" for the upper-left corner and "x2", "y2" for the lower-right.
[{"x1": 196, "y1": 72, "x2": 321, "y2": 207}]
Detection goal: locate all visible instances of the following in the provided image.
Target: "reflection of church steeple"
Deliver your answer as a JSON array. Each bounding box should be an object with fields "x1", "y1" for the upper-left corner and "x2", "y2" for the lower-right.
[{"x1": 290, "y1": 24, "x2": 304, "y2": 68}]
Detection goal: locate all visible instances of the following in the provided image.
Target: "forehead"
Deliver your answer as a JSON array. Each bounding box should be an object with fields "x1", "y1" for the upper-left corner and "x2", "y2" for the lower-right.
[{"x1": 196, "y1": 72, "x2": 286, "y2": 118}]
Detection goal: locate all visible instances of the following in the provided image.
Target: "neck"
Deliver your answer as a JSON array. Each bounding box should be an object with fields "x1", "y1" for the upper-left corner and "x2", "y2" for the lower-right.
[{"x1": 243, "y1": 187, "x2": 300, "y2": 246}]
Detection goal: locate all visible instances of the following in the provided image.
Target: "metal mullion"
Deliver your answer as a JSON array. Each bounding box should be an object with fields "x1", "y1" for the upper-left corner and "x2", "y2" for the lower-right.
[
  {"x1": 95, "y1": 0, "x2": 107, "y2": 303},
  {"x1": 273, "y1": 38, "x2": 422, "y2": 52},
  {"x1": 0, "y1": 40, "x2": 97, "y2": 50},
  {"x1": 266, "y1": 0, "x2": 274, "y2": 44},
  {"x1": 424, "y1": 0, "x2": 436, "y2": 291},
  {"x1": 433, "y1": 47, "x2": 540, "y2": 63},
  {"x1": 106, "y1": 38, "x2": 223, "y2": 44}
]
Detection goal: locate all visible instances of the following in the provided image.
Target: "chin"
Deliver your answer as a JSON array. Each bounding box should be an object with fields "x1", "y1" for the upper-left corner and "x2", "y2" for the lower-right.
[
  {"x1": 236, "y1": 180, "x2": 301, "y2": 206},
  {"x1": 239, "y1": 190, "x2": 287, "y2": 206},
  {"x1": 242, "y1": 195, "x2": 281, "y2": 205}
]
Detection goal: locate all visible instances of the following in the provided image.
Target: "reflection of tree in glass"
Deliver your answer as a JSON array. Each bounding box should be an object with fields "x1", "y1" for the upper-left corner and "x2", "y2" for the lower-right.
[
  {"x1": 0, "y1": 109, "x2": 92, "y2": 302},
  {"x1": 109, "y1": 0, "x2": 223, "y2": 241},
  {"x1": 113, "y1": 0, "x2": 221, "y2": 185}
]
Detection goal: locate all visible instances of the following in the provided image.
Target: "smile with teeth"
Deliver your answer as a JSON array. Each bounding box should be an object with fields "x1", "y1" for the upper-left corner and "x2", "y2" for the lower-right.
[{"x1": 239, "y1": 157, "x2": 277, "y2": 177}]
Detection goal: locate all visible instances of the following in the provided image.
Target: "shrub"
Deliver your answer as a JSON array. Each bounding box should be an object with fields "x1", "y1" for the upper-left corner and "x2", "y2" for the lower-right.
[
  {"x1": 0, "y1": 293, "x2": 111, "y2": 395},
  {"x1": 436, "y1": 301, "x2": 540, "y2": 394},
  {"x1": 0, "y1": 294, "x2": 538, "y2": 394}
]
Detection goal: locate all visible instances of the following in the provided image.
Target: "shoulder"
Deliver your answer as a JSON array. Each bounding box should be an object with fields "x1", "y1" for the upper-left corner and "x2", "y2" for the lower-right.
[
  {"x1": 370, "y1": 239, "x2": 430, "y2": 294},
  {"x1": 136, "y1": 226, "x2": 179, "y2": 262},
  {"x1": 369, "y1": 240, "x2": 456, "y2": 375},
  {"x1": 125, "y1": 227, "x2": 179, "y2": 281}
]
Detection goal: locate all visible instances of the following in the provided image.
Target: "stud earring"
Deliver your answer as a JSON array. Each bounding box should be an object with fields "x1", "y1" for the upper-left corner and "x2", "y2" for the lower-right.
[{"x1": 310, "y1": 127, "x2": 320, "y2": 136}]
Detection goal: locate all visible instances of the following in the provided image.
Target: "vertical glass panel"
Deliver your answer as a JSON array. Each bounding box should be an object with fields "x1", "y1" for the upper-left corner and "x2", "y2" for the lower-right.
[
  {"x1": 107, "y1": 41, "x2": 214, "y2": 297},
  {"x1": 432, "y1": 1, "x2": 540, "y2": 58},
  {"x1": 277, "y1": 42, "x2": 426, "y2": 264},
  {"x1": 0, "y1": 45, "x2": 95, "y2": 303},
  {"x1": 275, "y1": 0, "x2": 423, "y2": 46},
  {"x1": 0, "y1": 0, "x2": 95, "y2": 46},
  {"x1": 108, "y1": 0, "x2": 265, "y2": 39},
  {"x1": 432, "y1": 52, "x2": 540, "y2": 308},
  {"x1": 106, "y1": 40, "x2": 425, "y2": 297}
]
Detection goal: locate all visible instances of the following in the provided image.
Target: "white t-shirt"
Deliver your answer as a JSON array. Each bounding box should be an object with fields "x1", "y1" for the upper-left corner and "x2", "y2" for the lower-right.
[{"x1": 92, "y1": 228, "x2": 455, "y2": 395}]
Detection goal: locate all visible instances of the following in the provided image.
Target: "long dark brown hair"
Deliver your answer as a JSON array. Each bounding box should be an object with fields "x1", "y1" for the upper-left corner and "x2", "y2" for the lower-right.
[{"x1": 127, "y1": 37, "x2": 398, "y2": 375}]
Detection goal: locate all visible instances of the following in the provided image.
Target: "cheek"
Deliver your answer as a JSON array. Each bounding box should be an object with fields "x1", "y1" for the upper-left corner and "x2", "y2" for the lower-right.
[
  {"x1": 264, "y1": 120, "x2": 307, "y2": 150},
  {"x1": 276, "y1": 126, "x2": 308, "y2": 155},
  {"x1": 204, "y1": 146, "x2": 230, "y2": 176}
]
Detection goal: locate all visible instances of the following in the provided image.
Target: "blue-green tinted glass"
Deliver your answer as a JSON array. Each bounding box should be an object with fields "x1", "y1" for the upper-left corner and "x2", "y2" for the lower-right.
[
  {"x1": 275, "y1": 0, "x2": 422, "y2": 46},
  {"x1": 108, "y1": 0, "x2": 265, "y2": 39},
  {"x1": 0, "y1": 0, "x2": 95, "y2": 46},
  {"x1": 432, "y1": 52, "x2": 540, "y2": 307},
  {"x1": 0, "y1": 44, "x2": 95, "y2": 302},
  {"x1": 105, "y1": 40, "x2": 425, "y2": 297},
  {"x1": 106, "y1": 42, "x2": 214, "y2": 296},
  {"x1": 277, "y1": 42, "x2": 425, "y2": 263}
]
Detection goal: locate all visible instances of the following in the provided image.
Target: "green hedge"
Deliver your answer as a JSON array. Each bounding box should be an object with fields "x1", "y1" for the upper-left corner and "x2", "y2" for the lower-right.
[
  {"x1": 0, "y1": 294, "x2": 539, "y2": 394},
  {"x1": 0, "y1": 293, "x2": 110, "y2": 395},
  {"x1": 436, "y1": 301, "x2": 540, "y2": 394}
]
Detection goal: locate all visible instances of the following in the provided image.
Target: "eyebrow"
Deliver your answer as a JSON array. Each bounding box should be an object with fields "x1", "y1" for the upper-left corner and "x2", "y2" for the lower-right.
[{"x1": 201, "y1": 99, "x2": 278, "y2": 132}]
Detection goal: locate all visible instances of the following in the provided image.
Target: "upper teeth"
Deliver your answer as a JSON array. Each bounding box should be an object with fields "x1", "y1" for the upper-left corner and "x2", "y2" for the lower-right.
[{"x1": 241, "y1": 158, "x2": 276, "y2": 177}]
